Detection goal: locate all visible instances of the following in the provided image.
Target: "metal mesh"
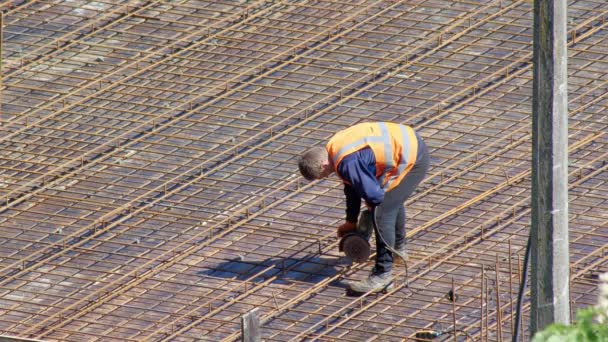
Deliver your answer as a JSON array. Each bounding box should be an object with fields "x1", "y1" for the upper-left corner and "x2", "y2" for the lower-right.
[{"x1": 0, "y1": 0, "x2": 606, "y2": 341}]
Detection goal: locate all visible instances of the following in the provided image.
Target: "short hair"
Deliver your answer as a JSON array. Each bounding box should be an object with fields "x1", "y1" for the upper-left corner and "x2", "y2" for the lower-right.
[{"x1": 298, "y1": 146, "x2": 327, "y2": 181}]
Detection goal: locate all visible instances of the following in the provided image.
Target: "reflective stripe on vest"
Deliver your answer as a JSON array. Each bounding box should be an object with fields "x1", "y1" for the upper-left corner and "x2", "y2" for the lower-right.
[
  {"x1": 377, "y1": 122, "x2": 394, "y2": 187},
  {"x1": 326, "y1": 122, "x2": 418, "y2": 192},
  {"x1": 383, "y1": 124, "x2": 417, "y2": 190}
]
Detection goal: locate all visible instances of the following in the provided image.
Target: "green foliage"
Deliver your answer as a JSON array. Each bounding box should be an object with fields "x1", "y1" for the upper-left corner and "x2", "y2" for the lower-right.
[{"x1": 532, "y1": 307, "x2": 608, "y2": 342}]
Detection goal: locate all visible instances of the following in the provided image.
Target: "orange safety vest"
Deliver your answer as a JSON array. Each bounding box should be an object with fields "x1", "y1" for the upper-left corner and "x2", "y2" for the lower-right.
[{"x1": 326, "y1": 122, "x2": 419, "y2": 192}]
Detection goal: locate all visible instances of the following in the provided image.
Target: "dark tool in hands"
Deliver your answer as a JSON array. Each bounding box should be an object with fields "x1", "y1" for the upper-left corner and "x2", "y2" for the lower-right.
[{"x1": 339, "y1": 209, "x2": 373, "y2": 263}]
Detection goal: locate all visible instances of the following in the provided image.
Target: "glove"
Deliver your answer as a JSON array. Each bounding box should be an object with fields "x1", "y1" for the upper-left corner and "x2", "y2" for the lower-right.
[{"x1": 337, "y1": 221, "x2": 356, "y2": 238}]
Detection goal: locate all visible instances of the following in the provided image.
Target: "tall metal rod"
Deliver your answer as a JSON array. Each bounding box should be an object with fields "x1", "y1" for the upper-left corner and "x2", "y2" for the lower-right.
[
  {"x1": 485, "y1": 278, "x2": 489, "y2": 341},
  {"x1": 531, "y1": 0, "x2": 571, "y2": 334},
  {"x1": 506, "y1": 241, "x2": 513, "y2": 333},
  {"x1": 452, "y1": 277, "x2": 457, "y2": 342},
  {"x1": 496, "y1": 255, "x2": 503, "y2": 342},
  {"x1": 481, "y1": 265, "x2": 485, "y2": 342},
  {"x1": 513, "y1": 236, "x2": 532, "y2": 342}
]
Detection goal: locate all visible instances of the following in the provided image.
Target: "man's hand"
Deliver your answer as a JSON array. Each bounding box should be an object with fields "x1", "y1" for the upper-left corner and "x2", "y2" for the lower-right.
[{"x1": 337, "y1": 221, "x2": 356, "y2": 238}]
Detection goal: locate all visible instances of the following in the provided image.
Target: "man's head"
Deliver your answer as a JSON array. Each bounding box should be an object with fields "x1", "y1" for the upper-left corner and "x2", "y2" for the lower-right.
[{"x1": 298, "y1": 146, "x2": 332, "y2": 180}]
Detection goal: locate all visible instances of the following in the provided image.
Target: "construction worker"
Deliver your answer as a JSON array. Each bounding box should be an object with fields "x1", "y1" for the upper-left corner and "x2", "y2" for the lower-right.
[{"x1": 298, "y1": 122, "x2": 430, "y2": 293}]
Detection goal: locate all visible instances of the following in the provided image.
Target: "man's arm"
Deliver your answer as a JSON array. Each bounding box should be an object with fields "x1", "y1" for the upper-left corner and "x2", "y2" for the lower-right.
[
  {"x1": 338, "y1": 148, "x2": 384, "y2": 208},
  {"x1": 344, "y1": 183, "x2": 361, "y2": 223},
  {"x1": 335, "y1": 148, "x2": 384, "y2": 238}
]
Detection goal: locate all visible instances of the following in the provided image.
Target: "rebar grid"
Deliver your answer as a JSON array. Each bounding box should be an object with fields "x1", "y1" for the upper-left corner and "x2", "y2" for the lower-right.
[{"x1": 0, "y1": 0, "x2": 607, "y2": 341}]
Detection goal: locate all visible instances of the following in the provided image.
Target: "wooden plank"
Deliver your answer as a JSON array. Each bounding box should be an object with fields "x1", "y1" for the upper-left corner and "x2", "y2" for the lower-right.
[
  {"x1": 531, "y1": 0, "x2": 571, "y2": 335},
  {"x1": 241, "y1": 308, "x2": 261, "y2": 342}
]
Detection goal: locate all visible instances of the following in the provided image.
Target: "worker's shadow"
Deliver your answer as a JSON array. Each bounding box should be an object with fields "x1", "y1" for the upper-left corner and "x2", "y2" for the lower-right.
[{"x1": 197, "y1": 255, "x2": 348, "y2": 287}]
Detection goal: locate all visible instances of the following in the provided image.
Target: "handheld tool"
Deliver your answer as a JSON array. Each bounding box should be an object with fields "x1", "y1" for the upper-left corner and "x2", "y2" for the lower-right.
[{"x1": 339, "y1": 209, "x2": 373, "y2": 263}]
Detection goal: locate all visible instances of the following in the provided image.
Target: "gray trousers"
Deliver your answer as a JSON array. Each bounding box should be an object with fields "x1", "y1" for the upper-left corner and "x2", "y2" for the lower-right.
[{"x1": 373, "y1": 134, "x2": 430, "y2": 274}]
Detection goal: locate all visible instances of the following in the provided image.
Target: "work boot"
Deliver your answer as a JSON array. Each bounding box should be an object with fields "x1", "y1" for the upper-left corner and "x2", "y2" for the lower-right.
[
  {"x1": 393, "y1": 243, "x2": 408, "y2": 265},
  {"x1": 346, "y1": 271, "x2": 393, "y2": 294}
]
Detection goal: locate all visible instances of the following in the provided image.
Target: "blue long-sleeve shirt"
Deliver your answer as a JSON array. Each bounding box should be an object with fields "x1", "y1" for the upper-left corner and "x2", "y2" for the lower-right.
[{"x1": 336, "y1": 147, "x2": 385, "y2": 223}]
